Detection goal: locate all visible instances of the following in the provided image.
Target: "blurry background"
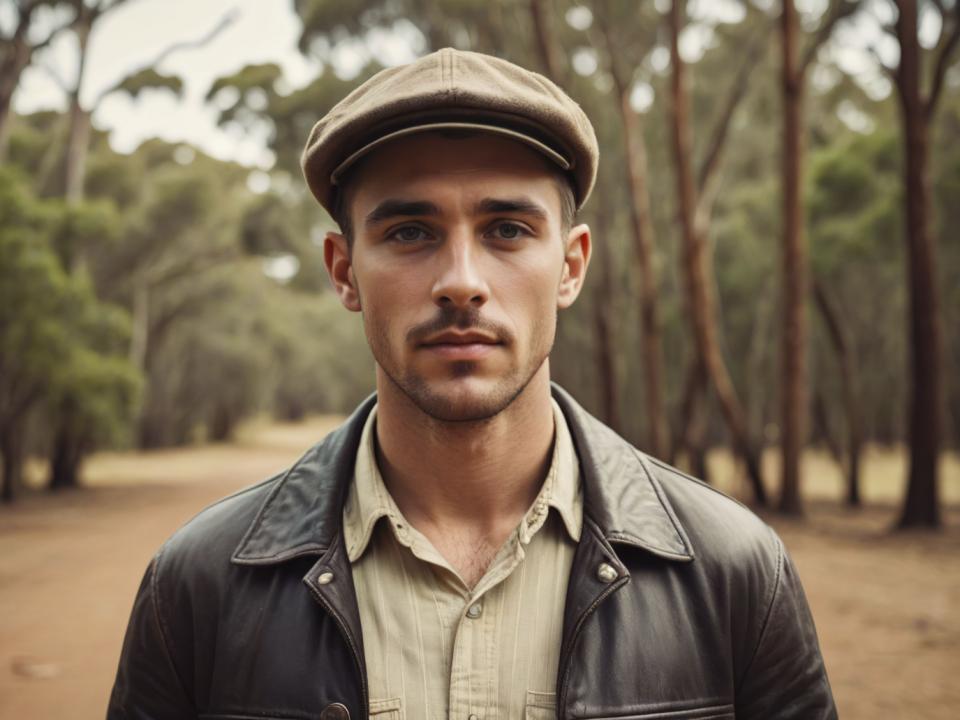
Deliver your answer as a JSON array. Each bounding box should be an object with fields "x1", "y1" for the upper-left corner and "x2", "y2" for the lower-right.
[{"x1": 0, "y1": 0, "x2": 958, "y2": 718}]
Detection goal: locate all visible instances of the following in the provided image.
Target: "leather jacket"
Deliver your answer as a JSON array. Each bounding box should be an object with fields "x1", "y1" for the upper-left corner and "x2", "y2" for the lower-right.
[{"x1": 108, "y1": 386, "x2": 837, "y2": 720}]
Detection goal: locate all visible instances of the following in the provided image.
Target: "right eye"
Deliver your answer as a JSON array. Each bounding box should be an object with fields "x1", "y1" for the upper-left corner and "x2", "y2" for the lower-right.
[{"x1": 388, "y1": 225, "x2": 432, "y2": 244}]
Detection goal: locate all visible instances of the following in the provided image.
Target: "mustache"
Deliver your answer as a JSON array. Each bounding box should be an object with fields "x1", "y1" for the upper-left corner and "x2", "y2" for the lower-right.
[{"x1": 407, "y1": 306, "x2": 513, "y2": 346}]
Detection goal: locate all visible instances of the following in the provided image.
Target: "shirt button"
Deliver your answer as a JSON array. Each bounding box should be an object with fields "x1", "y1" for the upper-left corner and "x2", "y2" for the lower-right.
[
  {"x1": 466, "y1": 602, "x2": 483, "y2": 619},
  {"x1": 596, "y1": 562, "x2": 618, "y2": 583}
]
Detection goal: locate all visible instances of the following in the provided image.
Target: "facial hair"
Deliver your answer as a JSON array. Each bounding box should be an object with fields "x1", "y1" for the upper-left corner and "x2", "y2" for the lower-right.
[{"x1": 366, "y1": 304, "x2": 555, "y2": 423}]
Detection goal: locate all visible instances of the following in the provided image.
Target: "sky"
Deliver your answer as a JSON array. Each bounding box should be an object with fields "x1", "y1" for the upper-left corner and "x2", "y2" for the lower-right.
[
  {"x1": 9, "y1": 0, "x2": 420, "y2": 168},
  {"x1": 7, "y1": 0, "x2": 925, "y2": 172}
]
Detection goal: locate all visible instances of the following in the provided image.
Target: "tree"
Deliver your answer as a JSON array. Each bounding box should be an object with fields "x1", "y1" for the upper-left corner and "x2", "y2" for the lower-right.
[
  {"x1": 591, "y1": 0, "x2": 669, "y2": 456},
  {"x1": 0, "y1": 0, "x2": 75, "y2": 160},
  {"x1": 778, "y1": 0, "x2": 860, "y2": 514},
  {"x1": 0, "y1": 167, "x2": 139, "y2": 500},
  {"x1": 667, "y1": 0, "x2": 770, "y2": 504},
  {"x1": 877, "y1": 0, "x2": 959, "y2": 527}
]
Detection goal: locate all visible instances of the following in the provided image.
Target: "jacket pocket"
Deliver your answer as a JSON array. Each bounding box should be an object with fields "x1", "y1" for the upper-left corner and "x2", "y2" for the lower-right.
[
  {"x1": 369, "y1": 696, "x2": 403, "y2": 719},
  {"x1": 525, "y1": 689, "x2": 557, "y2": 719},
  {"x1": 581, "y1": 702, "x2": 734, "y2": 719}
]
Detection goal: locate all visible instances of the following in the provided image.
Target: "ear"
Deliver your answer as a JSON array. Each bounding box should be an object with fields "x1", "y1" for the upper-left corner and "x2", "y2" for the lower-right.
[
  {"x1": 324, "y1": 231, "x2": 362, "y2": 312},
  {"x1": 557, "y1": 223, "x2": 591, "y2": 309}
]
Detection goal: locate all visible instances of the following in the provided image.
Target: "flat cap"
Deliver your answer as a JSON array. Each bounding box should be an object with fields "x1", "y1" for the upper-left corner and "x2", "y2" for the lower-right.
[{"x1": 301, "y1": 48, "x2": 599, "y2": 217}]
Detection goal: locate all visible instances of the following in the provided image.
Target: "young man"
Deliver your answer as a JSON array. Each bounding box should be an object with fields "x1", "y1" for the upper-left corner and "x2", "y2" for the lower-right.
[{"x1": 109, "y1": 49, "x2": 836, "y2": 720}]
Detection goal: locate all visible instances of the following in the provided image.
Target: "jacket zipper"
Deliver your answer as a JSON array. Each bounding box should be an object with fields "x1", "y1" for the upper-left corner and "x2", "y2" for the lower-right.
[
  {"x1": 557, "y1": 576, "x2": 629, "y2": 717},
  {"x1": 307, "y1": 584, "x2": 369, "y2": 720}
]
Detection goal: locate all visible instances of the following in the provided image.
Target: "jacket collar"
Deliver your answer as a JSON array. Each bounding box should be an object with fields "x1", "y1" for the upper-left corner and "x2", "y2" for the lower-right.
[{"x1": 232, "y1": 384, "x2": 693, "y2": 566}]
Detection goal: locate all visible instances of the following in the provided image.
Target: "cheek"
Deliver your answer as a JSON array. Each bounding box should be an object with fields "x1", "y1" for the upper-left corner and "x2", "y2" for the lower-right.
[{"x1": 492, "y1": 255, "x2": 561, "y2": 337}]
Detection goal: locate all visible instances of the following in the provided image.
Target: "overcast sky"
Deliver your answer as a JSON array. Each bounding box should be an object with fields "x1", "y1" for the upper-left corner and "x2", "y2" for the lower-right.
[
  {"x1": 9, "y1": 0, "x2": 422, "y2": 168},
  {"x1": 7, "y1": 0, "x2": 923, "y2": 171}
]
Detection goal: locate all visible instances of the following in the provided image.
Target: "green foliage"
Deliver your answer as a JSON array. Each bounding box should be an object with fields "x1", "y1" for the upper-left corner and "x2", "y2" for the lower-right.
[
  {"x1": 109, "y1": 68, "x2": 184, "y2": 100},
  {"x1": 0, "y1": 168, "x2": 141, "y2": 455}
]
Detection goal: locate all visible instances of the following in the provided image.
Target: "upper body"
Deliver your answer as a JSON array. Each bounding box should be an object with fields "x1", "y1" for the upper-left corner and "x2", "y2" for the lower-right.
[{"x1": 108, "y1": 48, "x2": 835, "y2": 720}]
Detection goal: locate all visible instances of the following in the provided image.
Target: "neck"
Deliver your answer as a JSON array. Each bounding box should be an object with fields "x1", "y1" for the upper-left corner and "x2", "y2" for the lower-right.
[{"x1": 373, "y1": 364, "x2": 556, "y2": 537}]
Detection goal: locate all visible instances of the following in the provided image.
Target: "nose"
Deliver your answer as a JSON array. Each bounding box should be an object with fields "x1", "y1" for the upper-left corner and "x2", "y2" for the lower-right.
[{"x1": 431, "y1": 233, "x2": 489, "y2": 309}]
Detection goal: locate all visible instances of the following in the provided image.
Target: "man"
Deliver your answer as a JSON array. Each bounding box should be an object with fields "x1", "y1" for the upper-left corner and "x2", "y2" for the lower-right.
[{"x1": 109, "y1": 49, "x2": 836, "y2": 720}]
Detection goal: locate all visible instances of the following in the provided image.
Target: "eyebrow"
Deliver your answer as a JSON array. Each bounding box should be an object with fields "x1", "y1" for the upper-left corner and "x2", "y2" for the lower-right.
[
  {"x1": 365, "y1": 200, "x2": 441, "y2": 227},
  {"x1": 364, "y1": 196, "x2": 550, "y2": 228},
  {"x1": 476, "y1": 197, "x2": 549, "y2": 221}
]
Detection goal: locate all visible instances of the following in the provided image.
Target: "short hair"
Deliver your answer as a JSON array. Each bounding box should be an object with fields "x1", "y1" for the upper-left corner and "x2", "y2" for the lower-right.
[{"x1": 330, "y1": 143, "x2": 577, "y2": 247}]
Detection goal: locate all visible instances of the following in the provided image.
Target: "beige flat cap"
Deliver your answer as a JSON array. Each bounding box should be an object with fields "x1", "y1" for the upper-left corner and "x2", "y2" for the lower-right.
[{"x1": 300, "y1": 48, "x2": 599, "y2": 216}]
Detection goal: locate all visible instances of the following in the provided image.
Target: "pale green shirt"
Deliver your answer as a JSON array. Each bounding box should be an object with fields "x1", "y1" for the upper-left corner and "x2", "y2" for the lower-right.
[{"x1": 342, "y1": 399, "x2": 582, "y2": 720}]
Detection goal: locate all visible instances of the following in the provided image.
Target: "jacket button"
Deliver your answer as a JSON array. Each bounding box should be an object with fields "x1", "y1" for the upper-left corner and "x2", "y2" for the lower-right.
[
  {"x1": 317, "y1": 572, "x2": 334, "y2": 585},
  {"x1": 320, "y1": 702, "x2": 350, "y2": 720},
  {"x1": 596, "y1": 562, "x2": 618, "y2": 583}
]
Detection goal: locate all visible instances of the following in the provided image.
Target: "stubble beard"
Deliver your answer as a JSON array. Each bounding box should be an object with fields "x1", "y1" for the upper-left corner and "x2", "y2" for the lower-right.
[{"x1": 366, "y1": 309, "x2": 555, "y2": 424}]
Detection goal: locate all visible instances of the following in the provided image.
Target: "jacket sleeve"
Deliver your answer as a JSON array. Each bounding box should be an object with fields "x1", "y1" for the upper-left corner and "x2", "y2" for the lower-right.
[
  {"x1": 107, "y1": 554, "x2": 195, "y2": 720},
  {"x1": 735, "y1": 537, "x2": 838, "y2": 720}
]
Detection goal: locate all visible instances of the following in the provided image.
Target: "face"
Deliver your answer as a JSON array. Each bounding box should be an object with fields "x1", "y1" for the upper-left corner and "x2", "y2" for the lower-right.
[{"x1": 323, "y1": 132, "x2": 591, "y2": 422}]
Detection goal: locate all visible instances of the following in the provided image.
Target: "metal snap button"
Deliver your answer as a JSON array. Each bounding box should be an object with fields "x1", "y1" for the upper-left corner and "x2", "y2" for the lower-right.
[
  {"x1": 320, "y1": 702, "x2": 350, "y2": 720},
  {"x1": 466, "y1": 602, "x2": 483, "y2": 619},
  {"x1": 317, "y1": 572, "x2": 334, "y2": 585},
  {"x1": 596, "y1": 562, "x2": 618, "y2": 583}
]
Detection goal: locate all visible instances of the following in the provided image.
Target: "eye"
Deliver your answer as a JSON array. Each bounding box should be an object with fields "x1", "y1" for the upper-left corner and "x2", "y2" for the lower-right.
[
  {"x1": 489, "y1": 222, "x2": 528, "y2": 241},
  {"x1": 388, "y1": 225, "x2": 432, "y2": 244}
]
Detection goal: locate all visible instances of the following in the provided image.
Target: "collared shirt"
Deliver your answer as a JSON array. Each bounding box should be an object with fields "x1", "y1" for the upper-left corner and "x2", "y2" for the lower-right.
[{"x1": 342, "y1": 399, "x2": 582, "y2": 720}]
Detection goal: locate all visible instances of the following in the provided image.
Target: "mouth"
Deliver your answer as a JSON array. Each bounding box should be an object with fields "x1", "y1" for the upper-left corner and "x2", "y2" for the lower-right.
[{"x1": 419, "y1": 331, "x2": 502, "y2": 360}]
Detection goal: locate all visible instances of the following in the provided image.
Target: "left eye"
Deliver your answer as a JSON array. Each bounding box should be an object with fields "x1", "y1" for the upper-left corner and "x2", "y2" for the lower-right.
[
  {"x1": 491, "y1": 223, "x2": 526, "y2": 240},
  {"x1": 390, "y1": 226, "x2": 430, "y2": 244}
]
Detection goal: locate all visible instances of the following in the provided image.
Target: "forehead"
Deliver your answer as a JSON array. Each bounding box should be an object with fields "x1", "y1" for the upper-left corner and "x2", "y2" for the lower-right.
[{"x1": 344, "y1": 132, "x2": 564, "y2": 218}]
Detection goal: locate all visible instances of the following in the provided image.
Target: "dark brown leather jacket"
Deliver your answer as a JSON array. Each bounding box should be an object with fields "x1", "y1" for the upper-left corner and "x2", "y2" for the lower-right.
[{"x1": 108, "y1": 386, "x2": 837, "y2": 720}]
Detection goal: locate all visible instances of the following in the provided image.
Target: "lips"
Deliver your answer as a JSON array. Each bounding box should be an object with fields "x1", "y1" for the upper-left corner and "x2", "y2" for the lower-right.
[{"x1": 420, "y1": 330, "x2": 501, "y2": 360}]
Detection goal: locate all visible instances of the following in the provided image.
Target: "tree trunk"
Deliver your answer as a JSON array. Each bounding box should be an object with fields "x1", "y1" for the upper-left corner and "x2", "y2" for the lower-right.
[
  {"x1": 778, "y1": 0, "x2": 807, "y2": 515},
  {"x1": 129, "y1": 281, "x2": 150, "y2": 370},
  {"x1": 813, "y1": 279, "x2": 862, "y2": 507},
  {"x1": 593, "y1": 296, "x2": 622, "y2": 433},
  {"x1": 668, "y1": 0, "x2": 766, "y2": 505},
  {"x1": 894, "y1": 0, "x2": 943, "y2": 528},
  {"x1": 0, "y1": 65, "x2": 22, "y2": 162},
  {"x1": 64, "y1": 18, "x2": 92, "y2": 205},
  {"x1": 528, "y1": 0, "x2": 564, "y2": 83},
  {"x1": 610, "y1": 67, "x2": 668, "y2": 459},
  {"x1": 593, "y1": 238, "x2": 622, "y2": 433},
  {"x1": 48, "y1": 404, "x2": 86, "y2": 490},
  {"x1": 0, "y1": 5, "x2": 37, "y2": 162},
  {"x1": 1, "y1": 421, "x2": 25, "y2": 503}
]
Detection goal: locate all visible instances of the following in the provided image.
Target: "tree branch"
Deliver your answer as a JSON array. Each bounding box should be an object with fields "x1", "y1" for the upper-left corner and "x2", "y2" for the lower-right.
[
  {"x1": 926, "y1": 9, "x2": 960, "y2": 118},
  {"x1": 696, "y1": 19, "x2": 770, "y2": 194},
  {"x1": 867, "y1": 44, "x2": 898, "y2": 84},
  {"x1": 93, "y1": 7, "x2": 238, "y2": 107},
  {"x1": 528, "y1": 0, "x2": 566, "y2": 88},
  {"x1": 799, "y1": 0, "x2": 862, "y2": 75}
]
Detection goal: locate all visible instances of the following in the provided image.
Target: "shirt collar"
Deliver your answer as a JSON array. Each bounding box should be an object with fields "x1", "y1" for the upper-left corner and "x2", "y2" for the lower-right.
[{"x1": 342, "y1": 398, "x2": 582, "y2": 563}]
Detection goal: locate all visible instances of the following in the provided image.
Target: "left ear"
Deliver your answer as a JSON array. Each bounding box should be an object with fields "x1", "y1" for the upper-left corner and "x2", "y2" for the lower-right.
[{"x1": 558, "y1": 223, "x2": 591, "y2": 309}]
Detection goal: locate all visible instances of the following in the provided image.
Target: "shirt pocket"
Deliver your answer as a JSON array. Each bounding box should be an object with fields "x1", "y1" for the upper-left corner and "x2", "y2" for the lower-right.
[
  {"x1": 369, "y1": 697, "x2": 403, "y2": 720},
  {"x1": 525, "y1": 690, "x2": 557, "y2": 719}
]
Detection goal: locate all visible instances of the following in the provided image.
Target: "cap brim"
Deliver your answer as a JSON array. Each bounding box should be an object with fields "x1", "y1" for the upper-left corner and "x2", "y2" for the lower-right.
[{"x1": 329, "y1": 121, "x2": 573, "y2": 186}]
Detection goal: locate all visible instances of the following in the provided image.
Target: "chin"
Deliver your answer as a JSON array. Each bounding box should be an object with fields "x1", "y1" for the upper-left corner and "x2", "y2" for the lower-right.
[{"x1": 399, "y1": 373, "x2": 529, "y2": 423}]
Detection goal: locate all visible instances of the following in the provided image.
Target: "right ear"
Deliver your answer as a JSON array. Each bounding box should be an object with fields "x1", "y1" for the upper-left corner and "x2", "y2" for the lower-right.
[{"x1": 323, "y1": 231, "x2": 362, "y2": 311}]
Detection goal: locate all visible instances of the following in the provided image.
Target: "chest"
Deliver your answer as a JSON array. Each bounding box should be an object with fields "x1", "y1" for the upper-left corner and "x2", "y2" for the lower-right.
[{"x1": 350, "y1": 516, "x2": 576, "y2": 720}]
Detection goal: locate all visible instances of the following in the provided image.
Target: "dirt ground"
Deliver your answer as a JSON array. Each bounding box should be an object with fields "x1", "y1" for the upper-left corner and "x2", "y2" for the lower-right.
[{"x1": 1, "y1": 418, "x2": 958, "y2": 720}]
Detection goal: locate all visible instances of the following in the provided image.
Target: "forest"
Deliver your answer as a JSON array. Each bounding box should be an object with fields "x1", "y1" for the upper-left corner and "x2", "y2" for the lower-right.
[{"x1": 1, "y1": 0, "x2": 958, "y2": 529}]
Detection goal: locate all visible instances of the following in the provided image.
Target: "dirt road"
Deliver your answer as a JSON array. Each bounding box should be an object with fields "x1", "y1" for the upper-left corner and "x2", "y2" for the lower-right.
[{"x1": 1, "y1": 419, "x2": 957, "y2": 719}]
